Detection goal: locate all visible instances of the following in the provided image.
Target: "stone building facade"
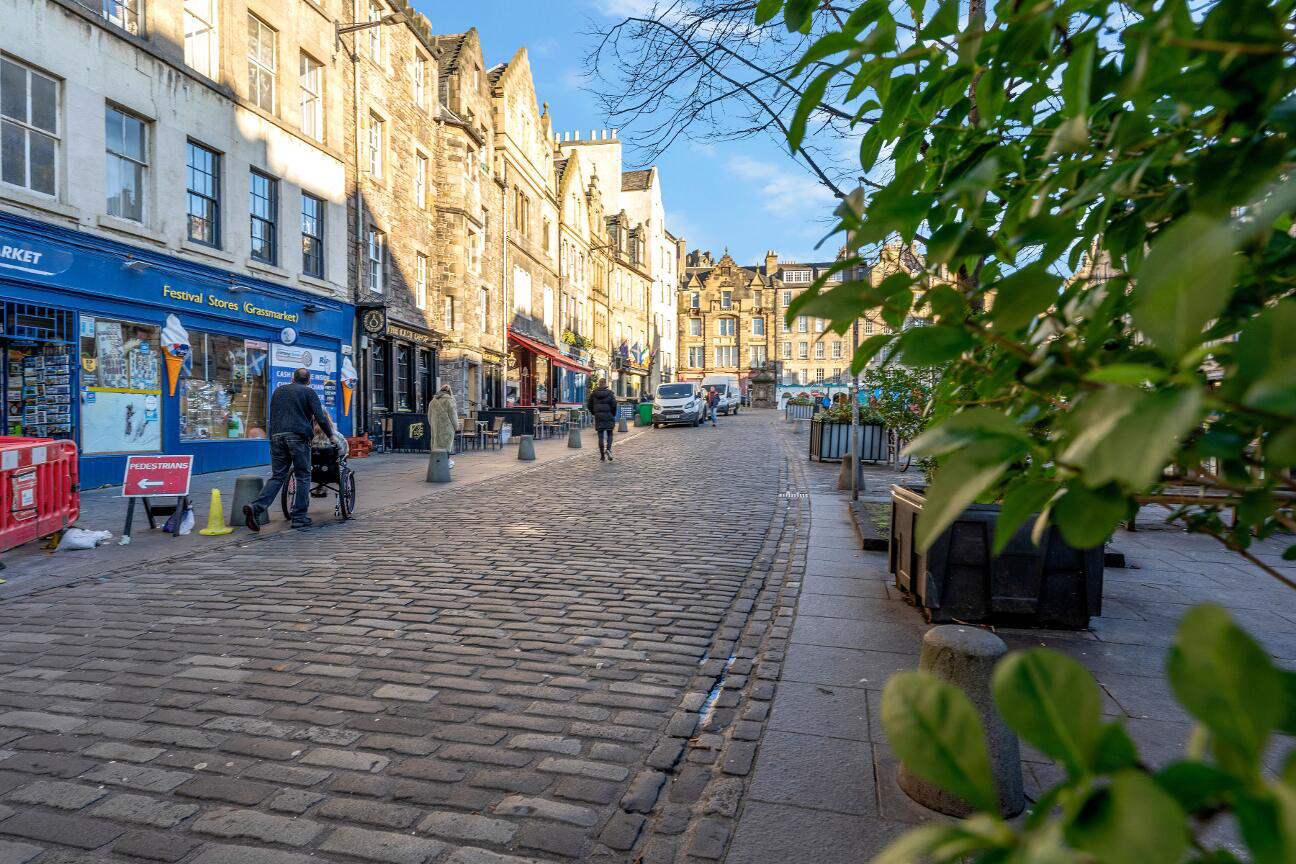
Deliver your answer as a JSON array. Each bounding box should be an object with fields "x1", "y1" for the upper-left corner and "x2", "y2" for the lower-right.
[
  {"x1": 342, "y1": 0, "x2": 443, "y2": 431},
  {"x1": 678, "y1": 252, "x2": 772, "y2": 392}
]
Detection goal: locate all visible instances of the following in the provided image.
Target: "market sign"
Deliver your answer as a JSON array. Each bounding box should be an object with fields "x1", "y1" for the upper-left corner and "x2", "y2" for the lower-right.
[
  {"x1": 122, "y1": 455, "x2": 193, "y2": 497},
  {"x1": 386, "y1": 322, "x2": 437, "y2": 346},
  {"x1": 161, "y1": 285, "x2": 302, "y2": 325},
  {"x1": 0, "y1": 231, "x2": 74, "y2": 277}
]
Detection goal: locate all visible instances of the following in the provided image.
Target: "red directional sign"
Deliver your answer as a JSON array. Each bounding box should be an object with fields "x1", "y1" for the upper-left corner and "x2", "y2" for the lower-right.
[{"x1": 122, "y1": 455, "x2": 193, "y2": 498}]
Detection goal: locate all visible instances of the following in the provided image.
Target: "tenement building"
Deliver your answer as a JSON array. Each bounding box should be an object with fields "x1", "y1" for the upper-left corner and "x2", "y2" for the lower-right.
[
  {"x1": 343, "y1": 0, "x2": 443, "y2": 437},
  {"x1": 0, "y1": 0, "x2": 354, "y2": 486}
]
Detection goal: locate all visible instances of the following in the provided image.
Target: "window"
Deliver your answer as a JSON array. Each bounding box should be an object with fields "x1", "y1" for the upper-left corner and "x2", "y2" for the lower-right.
[
  {"x1": 688, "y1": 318, "x2": 701, "y2": 337},
  {"x1": 785, "y1": 270, "x2": 810, "y2": 283},
  {"x1": 717, "y1": 318, "x2": 734, "y2": 337},
  {"x1": 185, "y1": 141, "x2": 220, "y2": 246},
  {"x1": 865, "y1": 319, "x2": 874, "y2": 335},
  {"x1": 419, "y1": 349, "x2": 433, "y2": 409},
  {"x1": 542, "y1": 286, "x2": 554, "y2": 328},
  {"x1": 371, "y1": 342, "x2": 389, "y2": 410},
  {"x1": 180, "y1": 333, "x2": 269, "y2": 441},
  {"x1": 184, "y1": 0, "x2": 217, "y2": 78},
  {"x1": 467, "y1": 228, "x2": 481, "y2": 275},
  {"x1": 815, "y1": 368, "x2": 825, "y2": 382},
  {"x1": 781, "y1": 341, "x2": 791, "y2": 359},
  {"x1": 97, "y1": 0, "x2": 140, "y2": 33},
  {"x1": 79, "y1": 318, "x2": 161, "y2": 454},
  {"x1": 414, "y1": 253, "x2": 427, "y2": 309},
  {"x1": 689, "y1": 292, "x2": 699, "y2": 309},
  {"x1": 752, "y1": 317, "x2": 765, "y2": 336},
  {"x1": 543, "y1": 219, "x2": 552, "y2": 253},
  {"x1": 413, "y1": 52, "x2": 428, "y2": 109},
  {"x1": 781, "y1": 289, "x2": 792, "y2": 307},
  {"x1": 798, "y1": 369, "x2": 808, "y2": 385},
  {"x1": 720, "y1": 291, "x2": 732, "y2": 308},
  {"x1": 714, "y1": 346, "x2": 738, "y2": 367},
  {"x1": 444, "y1": 294, "x2": 455, "y2": 330},
  {"x1": 833, "y1": 367, "x2": 842, "y2": 379},
  {"x1": 366, "y1": 113, "x2": 383, "y2": 178},
  {"x1": 414, "y1": 152, "x2": 427, "y2": 207},
  {"x1": 247, "y1": 15, "x2": 277, "y2": 113},
  {"x1": 301, "y1": 193, "x2": 324, "y2": 278},
  {"x1": 366, "y1": 227, "x2": 384, "y2": 292},
  {"x1": 781, "y1": 317, "x2": 790, "y2": 333},
  {"x1": 750, "y1": 345, "x2": 767, "y2": 366},
  {"x1": 367, "y1": 1, "x2": 383, "y2": 61},
  {"x1": 395, "y1": 345, "x2": 412, "y2": 411},
  {"x1": 815, "y1": 317, "x2": 825, "y2": 332},
  {"x1": 105, "y1": 106, "x2": 146, "y2": 222},
  {"x1": 797, "y1": 316, "x2": 808, "y2": 333},
  {"x1": 798, "y1": 342, "x2": 808, "y2": 359},
  {"x1": 1, "y1": 58, "x2": 59, "y2": 196},
  {"x1": 249, "y1": 170, "x2": 277, "y2": 265},
  {"x1": 815, "y1": 341, "x2": 825, "y2": 359},
  {"x1": 832, "y1": 341, "x2": 843, "y2": 359},
  {"x1": 480, "y1": 287, "x2": 489, "y2": 330},
  {"x1": 299, "y1": 53, "x2": 322, "y2": 141},
  {"x1": 513, "y1": 266, "x2": 531, "y2": 314}
]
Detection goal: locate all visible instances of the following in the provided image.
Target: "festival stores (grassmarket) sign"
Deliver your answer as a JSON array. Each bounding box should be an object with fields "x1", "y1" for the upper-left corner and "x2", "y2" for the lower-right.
[{"x1": 161, "y1": 285, "x2": 301, "y2": 325}]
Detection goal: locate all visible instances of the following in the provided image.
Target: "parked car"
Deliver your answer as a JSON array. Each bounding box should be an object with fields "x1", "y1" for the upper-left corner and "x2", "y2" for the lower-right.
[
  {"x1": 701, "y1": 375, "x2": 741, "y2": 415},
  {"x1": 651, "y1": 382, "x2": 704, "y2": 427}
]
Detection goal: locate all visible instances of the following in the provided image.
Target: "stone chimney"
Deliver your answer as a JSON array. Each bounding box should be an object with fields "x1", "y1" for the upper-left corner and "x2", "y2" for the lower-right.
[{"x1": 765, "y1": 250, "x2": 778, "y2": 275}]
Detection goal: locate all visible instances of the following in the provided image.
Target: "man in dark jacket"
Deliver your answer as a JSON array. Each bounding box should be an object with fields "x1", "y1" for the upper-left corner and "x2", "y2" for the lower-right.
[
  {"x1": 244, "y1": 367, "x2": 336, "y2": 530},
  {"x1": 586, "y1": 378, "x2": 619, "y2": 462}
]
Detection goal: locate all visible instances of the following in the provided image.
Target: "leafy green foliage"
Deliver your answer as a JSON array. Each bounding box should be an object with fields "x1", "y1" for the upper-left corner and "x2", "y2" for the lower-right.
[
  {"x1": 765, "y1": 0, "x2": 1296, "y2": 569},
  {"x1": 875, "y1": 606, "x2": 1294, "y2": 863}
]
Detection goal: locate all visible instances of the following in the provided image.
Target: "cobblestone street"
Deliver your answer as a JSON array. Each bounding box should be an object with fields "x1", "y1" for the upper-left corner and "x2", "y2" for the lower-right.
[{"x1": 0, "y1": 412, "x2": 808, "y2": 864}]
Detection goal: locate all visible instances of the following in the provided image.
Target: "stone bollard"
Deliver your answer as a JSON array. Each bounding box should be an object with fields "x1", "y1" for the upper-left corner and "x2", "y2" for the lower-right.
[
  {"x1": 618, "y1": 416, "x2": 628, "y2": 433},
  {"x1": 836, "y1": 453, "x2": 854, "y2": 491},
  {"x1": 229, "y1": 475, "x2": 266, "y2": 526},
  {"x1": 517, "y1": 435, "x2": 536, "y2": 461},
  {"x1": 898, "y1": 626, "x2": 1024, "y2": 818},
  {"x1": 425, "y1": 449, "x2": 451, "y2": 483},
  {"x1": 567, "y1": 425, "x2": 582, "y2": 449}
]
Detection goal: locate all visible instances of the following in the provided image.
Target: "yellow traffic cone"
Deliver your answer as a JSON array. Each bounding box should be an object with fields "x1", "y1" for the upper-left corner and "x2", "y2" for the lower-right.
[{"x1": 198, "y1": 488, "x2": 234, "y2": 535}]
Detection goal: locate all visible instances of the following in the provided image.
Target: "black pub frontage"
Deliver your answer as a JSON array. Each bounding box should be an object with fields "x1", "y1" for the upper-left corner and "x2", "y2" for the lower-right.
[{"x1": 356, "y1": 305, "x2": 443, "y2": 450}]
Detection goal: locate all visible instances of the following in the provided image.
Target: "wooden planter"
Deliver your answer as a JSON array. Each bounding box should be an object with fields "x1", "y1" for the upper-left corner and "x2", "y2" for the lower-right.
[
  {"x1": 889, "y1": 484, "x2": 1104, "y2": 629},
  {"x1": 808, "y1": 420, "x2": 886, "y2": 463}
]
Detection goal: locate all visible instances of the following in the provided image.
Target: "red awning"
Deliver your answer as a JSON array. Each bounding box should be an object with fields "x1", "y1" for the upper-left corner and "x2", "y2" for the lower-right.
[{"x1": 508, "y1": 330, "x2": 594, "y2": 374}]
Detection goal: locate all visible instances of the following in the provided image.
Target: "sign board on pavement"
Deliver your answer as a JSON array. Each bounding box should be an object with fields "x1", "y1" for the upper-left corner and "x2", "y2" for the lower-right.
[{"x1": 122, "y1": 455, "x2": 193, "y2": 497}]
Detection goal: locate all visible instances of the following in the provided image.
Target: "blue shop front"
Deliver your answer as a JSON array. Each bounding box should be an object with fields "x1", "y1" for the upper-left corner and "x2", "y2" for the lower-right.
[{"x1": 0, "y1": 212, "x2": 354, "y2": 490}]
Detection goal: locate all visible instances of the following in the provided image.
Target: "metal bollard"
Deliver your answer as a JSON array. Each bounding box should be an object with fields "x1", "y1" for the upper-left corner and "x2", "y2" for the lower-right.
[
  {"x1": 898, "y1": 626, "x2": 1024, "y2": 818},
  {"x1": 618, "y1": 416, "x2": 628, "y2": 433},
  {"x1": 229, "y1": 475, "x2": 266, "y2": 526},
  {"x1": 425, "y1": 449, "x2": 451, "y2": 483},
  {"x1": 517, "y1": 435, "x2": 536, "y2": 461},
  {"x1": 567, "y1": 425, "x2": 582, "y2": 449}
]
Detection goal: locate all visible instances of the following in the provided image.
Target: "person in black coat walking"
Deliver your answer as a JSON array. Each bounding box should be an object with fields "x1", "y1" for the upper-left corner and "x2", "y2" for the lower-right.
[{"x1": 586, "y1": 378, "x2": 619, "y2": 461}]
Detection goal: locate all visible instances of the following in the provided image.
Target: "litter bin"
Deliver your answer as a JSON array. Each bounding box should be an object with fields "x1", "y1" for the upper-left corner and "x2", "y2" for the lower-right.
[{"x1": 638, "y1": 402, "x2": 653, "y2": 427}]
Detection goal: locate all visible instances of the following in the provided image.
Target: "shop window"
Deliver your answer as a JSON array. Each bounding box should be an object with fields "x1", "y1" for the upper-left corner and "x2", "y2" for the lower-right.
[
  {"x1": 105, "y1": 105, "x2": 147, "y2": 222},
  {"x1": 186, "y1": 141, "x2": 220, "y2": 246},
  {"x1": 180, "y1": 332, "x2": 269, "y2": 440},
  {"x1": 371, "y1": 341, "x2": 389, "y2": 410},
  {"x1": 249, "y1": 169, "x2": 278, "y2": 265},
  {"x1": 395, "y1": 344, "x2": 412, "y2": 411},
  {"x1": 301, "y1": 193, "x2": 324, "y2": 278},
  {"x1": 78, "y1": 317, "x2": 161, "y2": 453},
  {"x1": 1, "y1": 57, "x2": 60, "y2": 197}
]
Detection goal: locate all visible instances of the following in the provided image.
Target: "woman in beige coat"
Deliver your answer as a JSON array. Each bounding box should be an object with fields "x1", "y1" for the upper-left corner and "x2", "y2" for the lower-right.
[{"x1": 428, "y1": 385, "x2": 458, "y2": 467}]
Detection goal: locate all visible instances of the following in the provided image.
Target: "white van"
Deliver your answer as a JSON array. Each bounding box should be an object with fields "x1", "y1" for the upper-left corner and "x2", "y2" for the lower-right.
[
  {"x1": 701, "y1": 375, "x2": 741, "y2": 415},
  {"x1": 652, "y1": 382, "x2": 705, "y2": 427}
]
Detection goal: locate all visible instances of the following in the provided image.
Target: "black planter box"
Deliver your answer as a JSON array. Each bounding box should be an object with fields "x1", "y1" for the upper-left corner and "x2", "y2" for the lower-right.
[
  {"x1": 889, "y1": 484, "x2": 1103, "y2": 629},
  {"x1": 808, "y1": 420, "x2": 886, "y2": 463}
]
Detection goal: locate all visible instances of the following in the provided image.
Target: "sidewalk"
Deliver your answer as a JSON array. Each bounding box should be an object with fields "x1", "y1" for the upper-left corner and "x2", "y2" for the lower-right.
[
  {"x1": 1, "y1": 424, "x2": 639, "y2": 598},
  {"x1": 728, "y1": 419, "x2": 1296, "y2": 863}
]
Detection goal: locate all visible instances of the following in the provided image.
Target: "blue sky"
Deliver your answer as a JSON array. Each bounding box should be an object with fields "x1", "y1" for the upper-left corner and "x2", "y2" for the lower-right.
[{"x1": 415, "y1": 0, "x2": 841, "y2": 267}]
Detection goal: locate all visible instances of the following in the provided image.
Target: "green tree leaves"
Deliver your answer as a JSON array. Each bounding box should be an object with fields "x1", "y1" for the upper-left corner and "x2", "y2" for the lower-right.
[
  {"x1": 882, "y1": 671, "x2": 999, "y2": 812},
  {"x1": 992, "y1": 650, "x2": 1102, "y2": 775},
  {"x1": 1064, "y1": 772, "x2": 1189, "y2": 864}
]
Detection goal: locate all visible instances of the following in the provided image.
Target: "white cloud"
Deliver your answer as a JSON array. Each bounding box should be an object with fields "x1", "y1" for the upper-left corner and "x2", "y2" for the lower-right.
[
  {"x1": 589, "y1": 0, "x2": 658, "y2": 17},
  {"x1": 687, "y1": 140, "x2": 716, "y2": 157},
  {"x1": 724, "y1": 154, "x2": 836, "y2": 215}
]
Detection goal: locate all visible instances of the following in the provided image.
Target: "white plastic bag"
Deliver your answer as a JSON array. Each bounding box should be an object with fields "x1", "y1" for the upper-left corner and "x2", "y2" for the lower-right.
[
  {"x1": 57, "y1": 528, "x2": 114, "y2": 551},
  {"x1": 177, "y1": 507, "x2": 195, "y2": 536}
]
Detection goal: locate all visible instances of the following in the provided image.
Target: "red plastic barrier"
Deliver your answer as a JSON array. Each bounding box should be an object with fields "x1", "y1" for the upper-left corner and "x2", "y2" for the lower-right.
[{"x1": 0, "y1": 437, "x2": 79, "y2": 554}]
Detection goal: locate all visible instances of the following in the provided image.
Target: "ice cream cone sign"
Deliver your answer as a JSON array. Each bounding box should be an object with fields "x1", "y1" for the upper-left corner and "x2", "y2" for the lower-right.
[
  {"x1": 161, "y1": 314, "x2": 190, "y2": 397},
  {"x1": 341, "y1": 355, "x2": 358, "y2": 418}
]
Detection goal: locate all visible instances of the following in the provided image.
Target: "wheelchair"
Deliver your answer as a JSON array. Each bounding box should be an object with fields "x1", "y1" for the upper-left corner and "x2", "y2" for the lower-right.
[{"x1": 281, "y1": 442, "x2": 356, "y2": 521}]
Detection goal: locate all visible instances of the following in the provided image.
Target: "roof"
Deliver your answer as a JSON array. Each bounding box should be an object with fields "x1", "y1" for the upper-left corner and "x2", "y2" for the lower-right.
[
  {"x1": 433, "y1": 32, "x2": 469, "y2": 71},
  {"x1": 554, "y1": 157, "x2": 570, "y2": 186},
  {"x1": 487, "y1": 62, "x2": 507, "y2": 85},
  {"x1": 621, "y1": 169, "x2": 652, "y2": 192}
]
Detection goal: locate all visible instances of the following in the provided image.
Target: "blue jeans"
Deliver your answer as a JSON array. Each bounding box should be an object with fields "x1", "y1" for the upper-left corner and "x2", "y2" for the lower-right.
[
  {"x1": 253, "y1": 433, "x2": 311, "y2": 520},
  {"x1": 710, "y1": 406, "x2": 718, "y2": 424}
]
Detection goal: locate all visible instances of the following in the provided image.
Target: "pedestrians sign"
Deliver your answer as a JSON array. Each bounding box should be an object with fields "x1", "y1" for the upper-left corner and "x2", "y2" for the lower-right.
[{"x1": 122, "y1": 456, "x2": 193, "y2": 497}]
